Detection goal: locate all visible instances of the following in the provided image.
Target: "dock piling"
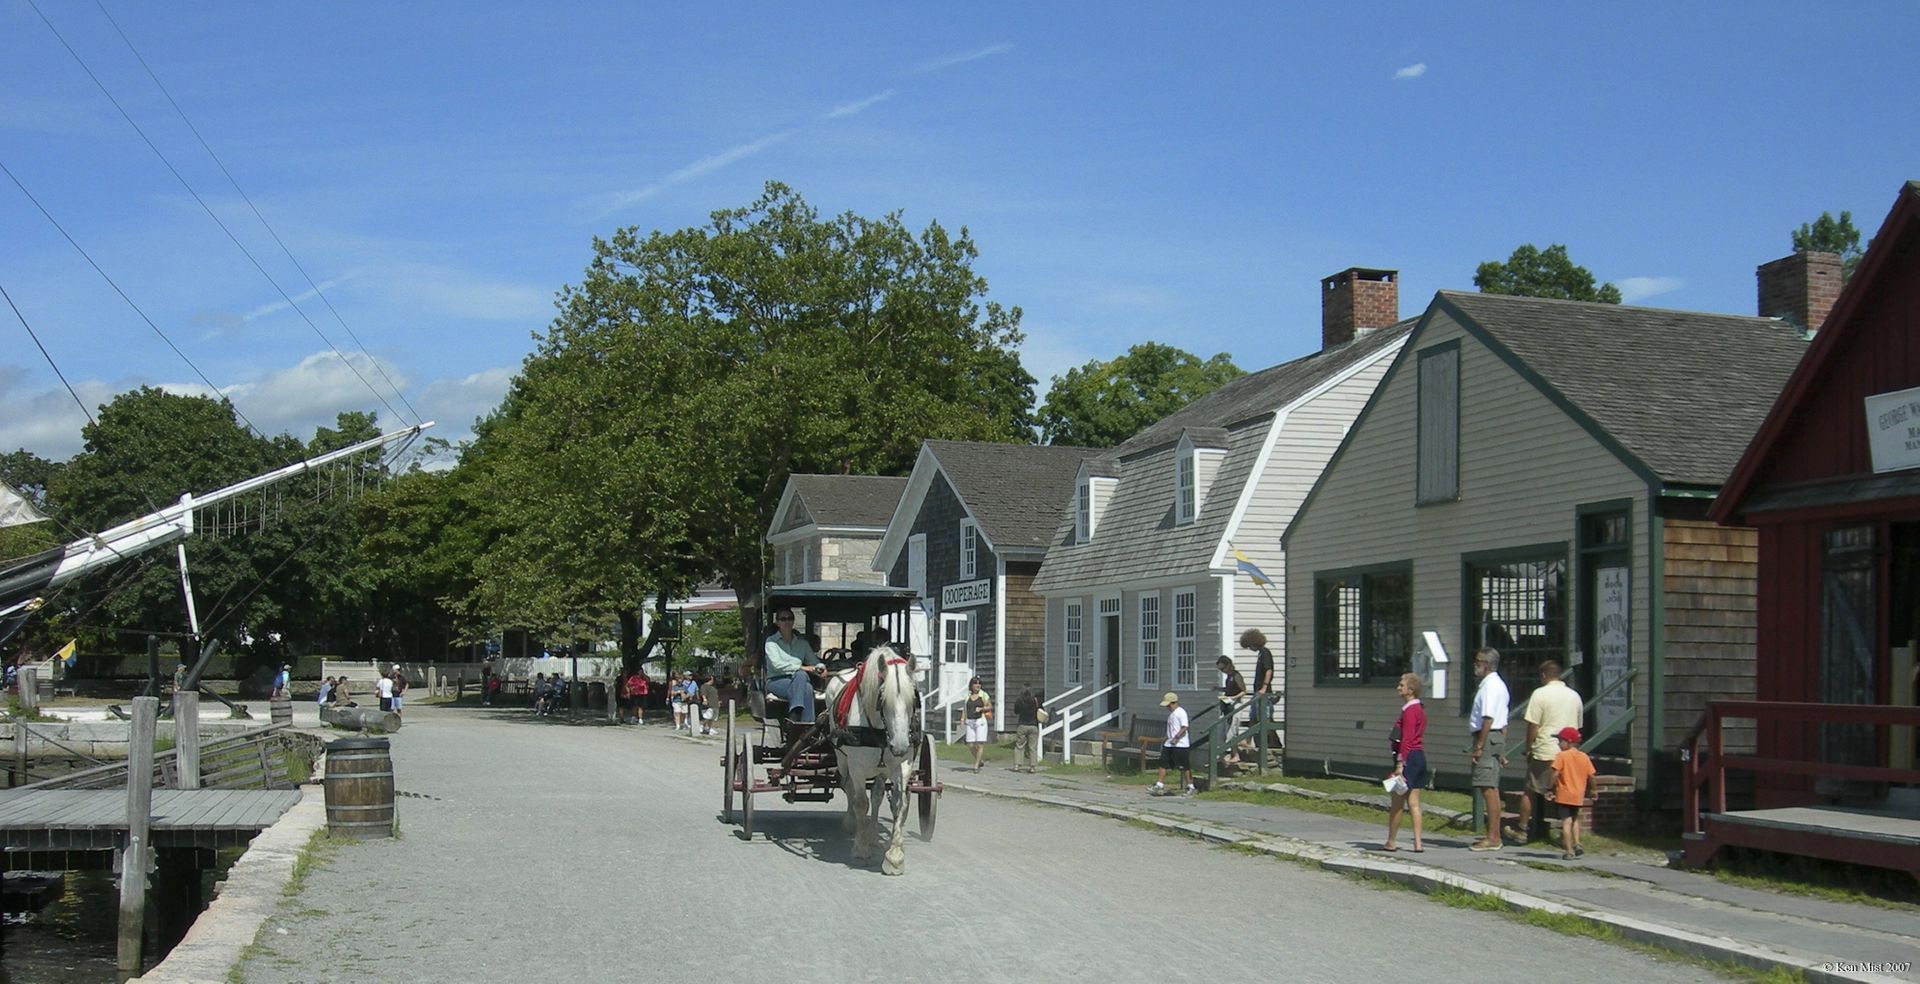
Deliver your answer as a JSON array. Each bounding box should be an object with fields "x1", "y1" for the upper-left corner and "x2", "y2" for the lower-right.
[{"x1": 118, "y1": 695, "x2": 158, "y2": 976}]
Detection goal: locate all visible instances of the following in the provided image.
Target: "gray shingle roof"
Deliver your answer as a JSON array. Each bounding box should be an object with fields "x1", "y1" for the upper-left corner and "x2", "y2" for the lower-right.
[
  {"x1": 1116, "y1": 322, "x2": 1415, "y2": 456},
  {"x1": 924, "y1": 441, "x2": 1093, "y2": 551},
  {"x1": 1033, "y1": 326, "x2": 1414, "y2": 593},
  {"x1": 1438, "y1": 291, "x2": 1810, "y2": 486},
  {"x1": 786, "y1": 474, "x2": 908, "y2": 529}
]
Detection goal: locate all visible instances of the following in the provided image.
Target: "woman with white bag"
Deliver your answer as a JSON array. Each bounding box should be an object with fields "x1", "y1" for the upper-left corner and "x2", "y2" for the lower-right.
[{"x1": 1383, "y1": 673, "x2": 1428, "y2": 853}]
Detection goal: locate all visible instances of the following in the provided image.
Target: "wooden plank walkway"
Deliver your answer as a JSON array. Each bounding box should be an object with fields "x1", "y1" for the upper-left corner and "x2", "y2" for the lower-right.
[{"x1": 0, "y1": 788, "x2": 302, "y2": 851}]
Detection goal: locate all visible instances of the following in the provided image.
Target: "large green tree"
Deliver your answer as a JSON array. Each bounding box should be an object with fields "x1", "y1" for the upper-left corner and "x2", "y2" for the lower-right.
[
  {"x1": 1474, "y1": 244, "x2": 1622, "y2": 304},
  {"x1": 1038, "y1": 343, "x2": 1243, "y2": 448},
  {"x1": 464, "y1": 182, "x2": 1035, "y2": 659},
  {"x1": 1792, "y1": 210, "x2": 1865, "y2": 279}
]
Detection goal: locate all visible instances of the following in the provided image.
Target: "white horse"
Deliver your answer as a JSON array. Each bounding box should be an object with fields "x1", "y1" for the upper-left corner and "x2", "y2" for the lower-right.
[{"x1": 824, "y1": 644, "x2": 917, "y2": 875}]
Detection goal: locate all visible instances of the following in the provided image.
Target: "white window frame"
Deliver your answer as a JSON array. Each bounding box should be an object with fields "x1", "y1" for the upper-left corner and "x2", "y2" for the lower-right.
[
  {"x1": 940, "y1": 611, "x2": 974, "y2": 669},
  {"x1": 959, "y1": 520, "x2": 978, "y2": 579},
  {"x1": 1174, "y1": 587, "x2": 1197, "y2": 688},
  {"x1": 908, "y1": 534, "x2": 927, "y2": 596},
  {"x1": 1175, "y1": 448, "x2": 1196, "y2": 525},
  {"x1": 1065, "y1": 601, "x2": 1083, "y2": 686},
  {"x1": 1075, "y1": 480, "x2": 1091, "y2": 544},
  {"x1": 1138, "y1": 594, "x2": 1161, "y2": 687}
]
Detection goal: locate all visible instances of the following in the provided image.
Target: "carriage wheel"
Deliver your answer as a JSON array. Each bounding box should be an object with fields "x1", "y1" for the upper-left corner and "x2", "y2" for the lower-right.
[
  {"x1": 916, "y1": 737, "x2": 938, "y2": 841},
  {"x1": 740, "y1": 745, "x2": 756, "y2": 840},
  {"x1": 722, "y1": 711, "x2": 736, "y2": 822}
]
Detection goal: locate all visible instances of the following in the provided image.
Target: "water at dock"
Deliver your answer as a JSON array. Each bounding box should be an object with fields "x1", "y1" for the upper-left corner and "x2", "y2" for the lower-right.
[{"x1": 1, "y1": 849, "x2": 242, "y2": 983}]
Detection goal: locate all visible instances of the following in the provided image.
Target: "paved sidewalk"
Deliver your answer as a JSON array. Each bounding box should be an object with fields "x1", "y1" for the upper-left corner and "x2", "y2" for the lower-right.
[{"x1": 944, "y1": 766, "x2": 1920, "y2": 984}]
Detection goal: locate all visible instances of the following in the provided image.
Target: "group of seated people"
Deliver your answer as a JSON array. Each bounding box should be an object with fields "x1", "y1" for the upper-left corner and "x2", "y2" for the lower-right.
[
  {"x1": 531, "y1": 672, "x2": 571, "y2": 716},
  {"x1": 760, "y1": 608, "x2": 905, "y2": 725}
]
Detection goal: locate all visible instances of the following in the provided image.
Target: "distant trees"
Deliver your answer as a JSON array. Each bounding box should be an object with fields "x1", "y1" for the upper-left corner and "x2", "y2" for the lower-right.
[
  {"x1": 1792, "y1": 210, "x2": 1864, "y2": 279},
  {"x1": 1474, "y1": 244, "x2": 1622, "y2": 304},
  {"x1": 1038, "y1": 343, "x2": 1244, "y2": 448}
]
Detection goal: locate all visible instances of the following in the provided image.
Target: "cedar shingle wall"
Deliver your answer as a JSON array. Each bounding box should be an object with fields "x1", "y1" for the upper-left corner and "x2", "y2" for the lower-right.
[
  {"x1": 1005, "y1": 568, "x2": 1047, "y2": 700},
  {"x1": 1662, "y1": 519, "x2": 1759, "y2": 755}
]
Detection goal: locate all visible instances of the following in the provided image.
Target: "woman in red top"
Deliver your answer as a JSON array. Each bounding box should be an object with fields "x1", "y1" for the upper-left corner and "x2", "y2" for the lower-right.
[{"x1": 1384, "y1": 672, "x2": 1428, "y2": 853}]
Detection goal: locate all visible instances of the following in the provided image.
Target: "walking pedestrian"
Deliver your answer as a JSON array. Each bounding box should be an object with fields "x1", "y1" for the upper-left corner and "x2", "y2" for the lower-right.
[
  {"x1": 390, "y1": 666, "x2": 407, "y2": 717},
  {"x1": 271, "y1": 663, "x2": 291, "y2": 701},
  {"x1": 1467, "y1": 647, "x2": 1511, "y2": 851},
  {"x1": 1550, "y1": 727, "x2": 1596, "y2": 859},
  {"x1": 1383, "y1": 673, "x2": 1427, "y2": 853},
  {"x1": 963, "y1": 676, "x2": 992, "y2": 771},
  {"x1": 376, "y1": 670, "x2": 395, "y2": 713},
  {"x1": 1215, "y1": 656, "x2": 1247, "y2": 766},
  {"x1": 1012, "y1": 688, "x2": 1041, "y2": 773},
  {"x1": 1516, "y1": 660, "x2": 1582, "y2": 844},
  {"x1": 699, "y1": 672, "x2": 719, "y2": 736},
  {"x1": 1242, "y1": 627, "x2": 1275, "y2": 727},
  {"x1": 1150, "y1": 692, "x2": 1194, "y2": 797}
]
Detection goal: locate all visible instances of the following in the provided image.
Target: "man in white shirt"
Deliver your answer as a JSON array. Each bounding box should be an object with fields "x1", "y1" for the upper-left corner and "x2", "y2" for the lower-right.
[
  {"x1": 1468, "y1": 647, "x2": 1511, "y2": 851},
  {"x1": 1516, "y1": 660, "x2": 1583, "y2": 844},
  {"x1": 376, "y1": 673, "x2": 395, "y2": 712},
  {"x1": 1151, "y1": 692, "x2": 1195, "y2": 797}
]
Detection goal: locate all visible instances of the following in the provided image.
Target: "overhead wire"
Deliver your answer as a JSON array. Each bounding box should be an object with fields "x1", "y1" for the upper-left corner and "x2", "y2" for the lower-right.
[
  {"x1": 24, "y1": 0, "x2": 410, "y2": 428},
  {"x1": 1, "y1": 282, "x2": 94, "y2": 429},
  {"x1": 89, "y1": 0, "x2": 421, "y2": 425},
  {"x1": 1, "y1": 162, "x2": 260, "y2": 443}
]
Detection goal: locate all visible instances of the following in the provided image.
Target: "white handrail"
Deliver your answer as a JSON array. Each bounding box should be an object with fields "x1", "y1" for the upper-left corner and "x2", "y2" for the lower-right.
[
  {"x1": 1067, "y1": 709, "x2": 1118, "y2": 742},
  {"x1": 1038, "y1": 683, "x2": 1119, "y2": 741},
  {"x1": 1041, "y1": 685, "x2": 1083, "y2": 710}
]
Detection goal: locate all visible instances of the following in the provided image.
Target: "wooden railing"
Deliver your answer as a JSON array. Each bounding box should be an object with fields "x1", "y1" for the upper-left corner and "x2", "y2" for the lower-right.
[
  {"x1": 13, "y1": 723, "x2": 310, "y2": 792},
  {"x1": 1680, "y1": 700, "x2": 1920, "y2": 834}
]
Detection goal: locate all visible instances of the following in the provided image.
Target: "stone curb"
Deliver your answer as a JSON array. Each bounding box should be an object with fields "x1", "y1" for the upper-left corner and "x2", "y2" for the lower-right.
[
  {"x1": 130, "y1": 782, "x2": 329, "y2": 983},
  {"x1": 944, "y1": 780, "x2": 1900, "y2": 984}
]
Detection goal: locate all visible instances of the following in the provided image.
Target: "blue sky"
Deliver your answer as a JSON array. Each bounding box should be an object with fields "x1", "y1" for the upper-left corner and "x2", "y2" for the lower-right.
[{"x1": 3, "y1": 2, "x2": 1916, "y2": 459}]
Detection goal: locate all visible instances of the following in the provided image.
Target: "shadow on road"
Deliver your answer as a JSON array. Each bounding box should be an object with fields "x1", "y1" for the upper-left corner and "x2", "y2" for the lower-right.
[{"x1": 722, "y1": 805, "x2": 933, "y2": 873}]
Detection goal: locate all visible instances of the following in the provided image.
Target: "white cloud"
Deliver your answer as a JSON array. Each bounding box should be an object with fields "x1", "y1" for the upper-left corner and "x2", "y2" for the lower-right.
[
  {"x1": 824, "y1": 90, "x2": 897, "y2": 120},
  {"x1": 1393, "y1": 63, "x2": 1428, "y2": 80},
  {"x1": 1616, "y1": 276, "x2": 1686, "y2": 303},
  {"x1": 375, "y1": 263, "x2": 551, "y2": 323},
  {"x1": 223, "y1": 351, "x2": 413, "y2": 432},
  {"x1": 603, "y1": 129, "x2": 798, "y2": 214},
  {"x1": 416, "y1": 366, "x2": 514, "y2": 434},
  {"x1": 240, "y1": 278, "x2": 346, "y2": 324},
  {"x1": 915, "y1": 43, "x2": 1014, "y2": 74}
]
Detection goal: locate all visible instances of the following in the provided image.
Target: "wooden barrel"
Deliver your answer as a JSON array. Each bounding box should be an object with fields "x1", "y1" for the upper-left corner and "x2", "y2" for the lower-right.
[
  {"x1": 270, "y1": 698, "x2": 293, "y2": 726},
  {"x1": 324, "y1": 737, "x2": 395, "y2": 839}
]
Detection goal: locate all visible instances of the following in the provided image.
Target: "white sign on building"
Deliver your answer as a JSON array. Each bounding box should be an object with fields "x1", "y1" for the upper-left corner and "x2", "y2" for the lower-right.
[
  {"x1": 1595, "y1": 565, "x2": 1631, "y2": 738},
  {"x1": 941, "y1": 578, "x2": 991, "y2": 609},
  {"x1": 1865, "y1": 385, "x2": 1920, "y2": 474}
]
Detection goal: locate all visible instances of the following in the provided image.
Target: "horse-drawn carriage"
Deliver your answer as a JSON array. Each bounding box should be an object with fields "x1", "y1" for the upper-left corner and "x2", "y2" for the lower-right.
[{"x1": 721, "y1": 581, "x2": 942, "y2": 873}]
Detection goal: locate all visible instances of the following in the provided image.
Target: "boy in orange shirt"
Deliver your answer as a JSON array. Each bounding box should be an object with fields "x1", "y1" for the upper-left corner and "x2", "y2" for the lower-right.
[{"x1": 1551, "y1": 726, "x2": 1596, "y2": 860}]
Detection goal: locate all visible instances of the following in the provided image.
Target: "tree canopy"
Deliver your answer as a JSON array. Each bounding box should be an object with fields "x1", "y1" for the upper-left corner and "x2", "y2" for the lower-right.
[
  {"x1": 1792, "y1": 210, "x2": 1864, "y2": 279},
  {"x1": 1474, "y1": 244, "x2": 1622, "y2": 304},
  {"x1": 1037, "y1": 343, "x2": 1244, "y2": 448},
  {"x1": 460, "y1": 182, "x2": 1035, "y2": 658}
]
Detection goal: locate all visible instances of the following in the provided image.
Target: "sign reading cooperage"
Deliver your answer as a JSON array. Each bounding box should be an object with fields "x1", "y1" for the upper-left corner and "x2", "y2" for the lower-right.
[
  {"x1": 1865, "y1": 385, "x2": 1920, "y2": 474},
  {"x1": 940, "y1": 579, "x2": 991, "y2": 609}
]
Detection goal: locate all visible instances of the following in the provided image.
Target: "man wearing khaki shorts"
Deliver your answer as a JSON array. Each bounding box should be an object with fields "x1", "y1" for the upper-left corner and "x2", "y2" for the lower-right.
[
  {"x1": 1468, "y1": 647, "x2": 1510, "y2": 851},
  {"x1": 1517, "y1": 660, "x2": 1582, "y2": 844}
]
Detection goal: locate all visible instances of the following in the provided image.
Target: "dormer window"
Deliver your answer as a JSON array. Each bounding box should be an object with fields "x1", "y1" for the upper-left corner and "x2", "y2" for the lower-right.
[
  {"x1": 959, "y1": 520, "x2": 978, "y2": 578},
  {"x1": 1175, "y1": 450, "x2": 1196, "y2": 525},
  {"x1": 1075, "y1": 480, "x2": 1091, "y2": 544}
]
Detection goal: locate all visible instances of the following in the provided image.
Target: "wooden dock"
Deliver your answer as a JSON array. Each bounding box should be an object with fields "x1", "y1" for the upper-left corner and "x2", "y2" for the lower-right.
[{"x1": 0, "y1": 787, "x2": 302, "y2": 853}]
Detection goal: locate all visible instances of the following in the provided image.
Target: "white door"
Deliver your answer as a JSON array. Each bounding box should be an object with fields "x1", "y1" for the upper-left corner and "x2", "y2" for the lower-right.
[{"x1": 939, "y1": 611, "x2": 974, "y2": 707}]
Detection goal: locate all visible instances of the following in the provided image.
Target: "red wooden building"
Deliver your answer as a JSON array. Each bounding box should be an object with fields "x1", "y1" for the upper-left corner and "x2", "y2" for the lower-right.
[{"x1": 1703, "y1": 182, "x2": 1920, "y2": 877}]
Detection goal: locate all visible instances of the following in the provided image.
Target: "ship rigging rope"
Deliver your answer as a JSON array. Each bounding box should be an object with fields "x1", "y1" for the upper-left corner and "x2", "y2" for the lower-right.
[
  {"x1": 87, "y1": 0, "x2": 421, "y2": 427},
  {"x1": 1, "y1": 282, "x2": 94, "y2": 429},
  {"x1": 24, "y1": 0, "x2": 411, "y2": 429}
]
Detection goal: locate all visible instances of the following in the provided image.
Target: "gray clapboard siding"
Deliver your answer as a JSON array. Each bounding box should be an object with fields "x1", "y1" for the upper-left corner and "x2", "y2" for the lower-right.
[{"x1": 1285, "y1": 308, "x2": 1652, "y2": 787}]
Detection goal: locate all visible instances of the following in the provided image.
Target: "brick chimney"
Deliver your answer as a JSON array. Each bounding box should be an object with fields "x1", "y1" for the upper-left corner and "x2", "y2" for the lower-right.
[
  {"x1": 1756, "y1": 251, "x2": 1842, "y2": 334},
  {"x1": 1321, "y1": 268, "x2": 1399, "y2": 350}
]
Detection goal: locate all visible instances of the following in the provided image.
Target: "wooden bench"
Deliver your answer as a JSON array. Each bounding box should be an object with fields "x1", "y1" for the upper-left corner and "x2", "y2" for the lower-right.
[{"x1": 1100, "y1": 715, "x2": 1168, "y2": 773}]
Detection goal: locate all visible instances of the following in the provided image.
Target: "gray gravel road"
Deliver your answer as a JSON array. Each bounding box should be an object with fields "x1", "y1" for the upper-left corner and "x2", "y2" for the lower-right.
[{"x1": 234, "y1": 705, "x2": 1728, "y2": 983}]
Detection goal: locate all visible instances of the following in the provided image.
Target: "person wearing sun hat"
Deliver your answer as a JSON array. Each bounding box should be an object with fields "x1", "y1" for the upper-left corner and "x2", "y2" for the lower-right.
[
  {"x1": 1550, "y1": 726, "x2": 1596, "y2": 860},
  {"x1": 1150, "y1": 692, "x2": 1194, "y2": 797}
]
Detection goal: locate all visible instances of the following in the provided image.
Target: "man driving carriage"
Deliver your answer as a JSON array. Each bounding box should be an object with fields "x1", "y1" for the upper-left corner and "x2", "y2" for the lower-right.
[{"x1": 764, "y1": 608, "x2": 826, "y2": 723}]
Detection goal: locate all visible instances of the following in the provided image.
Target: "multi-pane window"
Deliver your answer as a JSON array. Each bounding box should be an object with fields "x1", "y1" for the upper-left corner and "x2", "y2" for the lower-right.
[
  {"x1": 1417, "y1": 344, "x2": 1460, "y2": 504},
  {"x1": 1065, "y1": 602, "x2": 1083, "y2": 686},
  {"x1": 1139, "y1": 595, "x2": 1161, "y2": 687},
  {"x1": 1173, "y1": 588, "x2": 1197, "y2": 688},
  {"x1": 1465, "y1": 552, "x2": 1566, "y2": 711},
  {"x1": 1315, "y1": 566, "x2": 1413, "y2": 684},
  {"x1": 1076, "y1": 481, "x2": 1090, "y2": 544},
  {"x1": 959, "y1": 521, "x2": 977, "y2": 579},
  {"x1": 941, "y1": 612, "x2": 973, "y2": 668},
  {"x1": 1175, "y1": 453, "x2": 1196, "y2": 524}
]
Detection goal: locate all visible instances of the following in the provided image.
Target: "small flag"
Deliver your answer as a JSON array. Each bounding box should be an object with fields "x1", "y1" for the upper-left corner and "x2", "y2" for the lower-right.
[
  {"x1": 55, "y1": 639, "x2": 76, "y2": 668},
  {"x1": 1232, "y1": 548, "x2": 1272, "y2": 587}
]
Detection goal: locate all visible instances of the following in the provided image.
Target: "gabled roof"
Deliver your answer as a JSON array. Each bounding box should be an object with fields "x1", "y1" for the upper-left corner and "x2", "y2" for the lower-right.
[
  {"x1": 1032, "y1": 324, "x2": 1414, "y2": 593},
  {"x1": 873, "y1": 440, "x2": 1094, "y2": 570},
  {"x1": 1433, "y1": 291, "x2": 1808, "y2": 487},
  {"x1": 1712, "y1": 181, "x2": 1920, "y2": 524},
  {"x1": 1114, "y1": 322, "x2": 1414, "y2": 455},
  {"x1": 781, "y1": 474, "x2": 908, "y2": 530}
]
